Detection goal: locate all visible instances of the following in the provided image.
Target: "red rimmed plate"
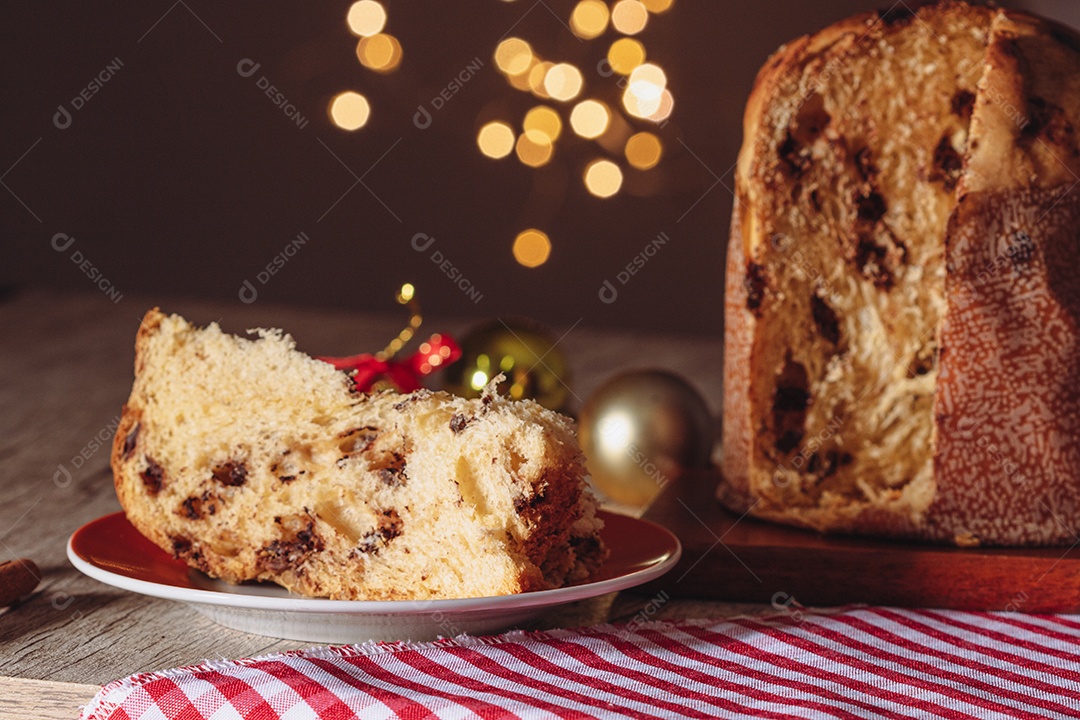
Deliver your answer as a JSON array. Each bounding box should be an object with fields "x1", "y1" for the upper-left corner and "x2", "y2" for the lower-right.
[{"x1": 68, "y1": 510, "x2": 681, "y2": 643}]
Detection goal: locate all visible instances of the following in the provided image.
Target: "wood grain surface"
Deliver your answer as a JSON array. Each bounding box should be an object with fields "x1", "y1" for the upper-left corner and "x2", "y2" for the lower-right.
[
  {"x1": 0, "y1": 288, "x2": 731, "y2": 688},
  {"x1": 643, "y1": 471, "x2": 1080, "y2": 612},
  {"x1": 0, "y1": 677, "x2": 100, "y2": 720}
]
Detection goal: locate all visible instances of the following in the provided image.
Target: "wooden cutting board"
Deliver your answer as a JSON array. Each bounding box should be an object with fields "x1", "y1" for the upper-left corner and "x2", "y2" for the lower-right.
[{"x1": 639, "y1": 471, "x2": 1080, "y2": 612}]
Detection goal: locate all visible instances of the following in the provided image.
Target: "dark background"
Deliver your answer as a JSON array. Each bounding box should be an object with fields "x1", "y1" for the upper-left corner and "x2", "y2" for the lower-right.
[{"x1": 2, "y1": 0, "x2": 1073, "y2": 334}]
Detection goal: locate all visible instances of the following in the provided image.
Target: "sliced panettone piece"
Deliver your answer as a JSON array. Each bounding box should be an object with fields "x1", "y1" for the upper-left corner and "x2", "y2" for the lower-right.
[
  {"x1": 720, "y1": 1, "x2": 1080, "y2": 545},
  {"x1": 111, "y1": 309, "x2": 605, "y2": 600}
]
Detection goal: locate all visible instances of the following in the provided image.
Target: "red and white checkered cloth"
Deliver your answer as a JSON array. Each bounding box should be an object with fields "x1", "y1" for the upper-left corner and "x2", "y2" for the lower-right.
[{"x1": 80, "y1": 607, "x2": 1080, "y2": 720}]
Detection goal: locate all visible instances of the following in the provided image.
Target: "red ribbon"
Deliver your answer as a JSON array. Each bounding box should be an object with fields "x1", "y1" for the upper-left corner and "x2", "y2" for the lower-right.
[{"x1": 318, "y1": 333, "x2": 461, "y2": 393}]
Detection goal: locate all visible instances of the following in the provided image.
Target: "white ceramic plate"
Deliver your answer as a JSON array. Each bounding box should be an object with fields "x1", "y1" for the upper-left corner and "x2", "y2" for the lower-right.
[{"x1": 68, "y1": 511, "x2": 681, "y2": 643}]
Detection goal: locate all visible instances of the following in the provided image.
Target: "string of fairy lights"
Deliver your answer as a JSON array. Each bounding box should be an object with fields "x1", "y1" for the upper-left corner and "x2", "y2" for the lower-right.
[{"x1": 328, "y1": 0, "x2": 675, "y2": 268}]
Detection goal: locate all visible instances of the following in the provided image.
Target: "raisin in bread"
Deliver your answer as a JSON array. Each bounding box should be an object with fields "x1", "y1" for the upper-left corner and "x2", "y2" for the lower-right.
[
  {"x1": 720, "y1": 1, "x2": 1080, "y2": 546},
  {"x1": 111, "y1": 309, "x2": 605, "y2": 599}
]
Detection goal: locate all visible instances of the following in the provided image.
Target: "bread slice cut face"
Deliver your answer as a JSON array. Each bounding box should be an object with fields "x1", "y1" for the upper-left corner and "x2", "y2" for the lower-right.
[{"x1": 112, "y1": 309, "x2": 605, "y2": 599}]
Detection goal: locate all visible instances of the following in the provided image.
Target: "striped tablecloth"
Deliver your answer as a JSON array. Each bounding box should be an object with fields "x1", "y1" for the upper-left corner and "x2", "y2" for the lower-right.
[{"x1": 79, "y1": 607, "x2": 1080, "y2": 719}]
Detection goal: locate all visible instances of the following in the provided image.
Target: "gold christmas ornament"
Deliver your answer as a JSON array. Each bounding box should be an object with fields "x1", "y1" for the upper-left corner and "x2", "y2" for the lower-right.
[
  {"x1": 444, "y1": 319, "x2": 571, "y2": 411},
  {"x1": 579, "y1": 369, "x2": 713, "y2": 506}
]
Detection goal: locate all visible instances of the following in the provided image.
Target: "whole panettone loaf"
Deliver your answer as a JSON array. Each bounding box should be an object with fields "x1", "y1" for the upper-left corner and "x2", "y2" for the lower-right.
[
  {"x1": 112, "y1": 309, "x2": 605, "y2": 599},
  {"x1": 719, "y1": 1, "x2": 1080, "y2": 546}
]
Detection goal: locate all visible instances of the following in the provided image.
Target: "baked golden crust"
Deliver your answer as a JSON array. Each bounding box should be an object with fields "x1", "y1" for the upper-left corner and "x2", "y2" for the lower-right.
[
  {"x1": 718, "y1": 195, "x2": 754, "y2": 516},
  {"x1": 933, "y1": 10, "x2": 1080, "y2": 545},
  {"x1": 112, "y1": 309, "x2": 606, "y2": 599},
  {"x1": 720, "y1": 1, "x2": 1080, "y2": 545},
  {"x1": 964, "y1": 10, "x2": 1080, "y2": 193}
]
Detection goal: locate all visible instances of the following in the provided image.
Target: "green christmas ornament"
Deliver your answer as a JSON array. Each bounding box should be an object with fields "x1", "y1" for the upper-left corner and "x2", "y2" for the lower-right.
[
  {"x1": 444, "y1": 319, "x2": 571, "y2": 411},
  {"x1": 579, "y1": 369, "x2": 714, "y2": 506}
]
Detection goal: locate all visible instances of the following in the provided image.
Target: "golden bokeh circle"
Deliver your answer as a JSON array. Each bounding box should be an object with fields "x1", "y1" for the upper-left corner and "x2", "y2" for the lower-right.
[
  {"x1": 346, "y1": 0, "x2": 387, "y2": 37},
  {"x1": 513, "y1": 229, "x2": 552, "y2": 268},
  {"x1": 623, "y1": 64, "x2": 670, "y2": 119},
  {"x1": 629, "y1": 62, "x2": 667, "y2": 90},
  {"x1": 523, "y1": 106, "x2": 563, "y2": 142},
  {"x1": 641, "y1": 0, "x2": 674, "y2": 12},
  {"x1": 611, "y1": 0, "x2": 649, "y2": 35},
  {"x1": 543, "y1": 63, "x2": 584, "y2": 102},
  {"x1": 584, "y1": 159, "x2": 624, "y2": 197},
  {"x1": 528, "y1": 61, "x2": 553, "y2": 98},
  {"x1": 356, "y1": 33, "x2": 402, "y2": 72},
  {"x1": 607, "y1": 38, "x2": 646, "y2": 76},
  {"x1": 515, "y1": 129, "x2": 554, "y2": 167},
  {"x1": 571, "y1": 0, "x2": 610, "y2": 39},
  {"x1": 495, "y1": 38, "x2": 534, "y2": 76},
  {"x1": 647, "y1": 88, "x2": 675, "y2": 122},
  {"x1": 570, "y1": 100, "x2": 610, "y2": 139},
  {"x1": 329, "y1": 91, "x2": 371, "y2": 130},
  {"x1": 625, "y1": 132, "x2": 663, "y2": 169},
  {"x1": 477, "y1": 122, "x2": 516, "y2": 159}
]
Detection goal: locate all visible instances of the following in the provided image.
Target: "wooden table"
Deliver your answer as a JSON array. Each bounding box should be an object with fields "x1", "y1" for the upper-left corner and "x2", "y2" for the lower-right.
[{"x1": 0, "y1": 288, "x2": 747, "y2": 717}]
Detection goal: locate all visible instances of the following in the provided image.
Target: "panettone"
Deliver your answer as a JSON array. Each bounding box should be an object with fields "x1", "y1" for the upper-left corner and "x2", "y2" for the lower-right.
[
  {"x1": 719, "y1": 1, "x2": 1080, "y2": 545},
  {"x1": 112, "y1": 309, "x2": 605, "y2": 599}
]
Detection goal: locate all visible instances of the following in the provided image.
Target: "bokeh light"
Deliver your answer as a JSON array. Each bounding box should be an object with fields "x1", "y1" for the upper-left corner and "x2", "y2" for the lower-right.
[
  {"x1": 346, "y1": 0, "x2": 387, "y2": 37},
  {"x1": 527, "y1": 61, "x2": 553, "y2": 98},
  {"x1": 611, "y1": 0, "x2": 649, "y2": 35},
  {"x1": 477, "y1": 122, "x2": 516, "y2": 159},
  {"x1": 607, "y1": 38, "x2": 646, "y2": 75},
  {"x1": 570, "y1": 0, "x2": 610, "y2": 40},
  {"x1": 329, "y1": 91, "x2": 371, "y2": 130},
  {"x1": 584, "y1": 159, "x2": 623, "y2": 197},
  {"x1": 495, "y1": 38, "x2": 534, "y2": 76},
  {"x1": 458, "y1": 0, "x2": 674, "y2": 223},
  {"x1": 646, "y1": 88, "x2": 674, "y2": 122},
  {"x1": 508, "y1": 62, "x2": 537, "y2": 91},
  {"x1": 629, "y1": 63, "x2": 667, "y2": 92},
  {"x1": 625, "y1": 132, "x2": 663, "y2": 169},
  {"x1": 543, "y1": 63, "x2": 584, "y2": 102},
  {"x1": 515, "y1": 130, "x2": 554, "y2": 167},
  {"x1": 513, "y1": 229, "x2": 552, "y2": 267},
  {"x1": 524, "y1": 106, "x2": 563, "y2": 142},
  {"x1": 623, "y1": 86, "x2": 667, "y2": 119},
  {"x1": 623, "y1": 63, "x2": 669, "y2": 119},
  {"x1": 641, "y1": 0, "x2": 675, "y2": 12},
  {"x1": 570, "y1": 100, "x2": 610, "y2": 139},
  {"x1": 356, "y1": 33, "x2": 402, "y2": 72}
]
